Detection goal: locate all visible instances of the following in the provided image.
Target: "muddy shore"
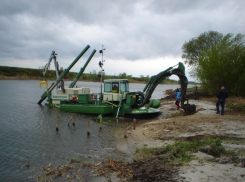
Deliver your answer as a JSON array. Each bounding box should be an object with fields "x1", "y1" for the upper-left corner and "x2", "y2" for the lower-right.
[{"x1": 118, "y1": 97, "x2": 245, "y2": 182}]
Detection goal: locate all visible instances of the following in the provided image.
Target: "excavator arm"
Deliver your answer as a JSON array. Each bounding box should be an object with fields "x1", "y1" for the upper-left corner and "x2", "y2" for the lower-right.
[
  {"x1": 133, "y1": 62, "x2": 188, "y2": 108},
  {"x1": 43, "y1": 51, "x2": 59, "y2": 78},
  {"x1": 40, "y1": 51, "x2": 60, "y2": 88}
]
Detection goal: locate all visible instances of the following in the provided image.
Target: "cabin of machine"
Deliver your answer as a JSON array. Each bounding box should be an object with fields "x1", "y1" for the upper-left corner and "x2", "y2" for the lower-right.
[{"x1": 103, "y1": 79, "x2": 129, "y2": 102}]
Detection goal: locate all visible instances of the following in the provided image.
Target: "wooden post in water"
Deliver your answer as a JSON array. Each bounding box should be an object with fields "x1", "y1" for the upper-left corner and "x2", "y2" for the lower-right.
[
  {"x1": 87, "y1": 120, "x2": 90, "y2": 136},
  {"x1": 73, "y1": 113, "x2": 76, "y2": 126},
  {"x1": 68, "y1": 115, "x2": 73, "y2": 126},
  {"x1": 124, "y1": 123, "x2": 128, "y2": 138},
  {"x1": 133, "y1": 119, "x2": 136, "y2": 130},
  {"x1": 99, "y1": 115, "x2": 102, "y2": 130},
  {"x1": 56, "y1": 116, "x2": 60, "y2": 131}
]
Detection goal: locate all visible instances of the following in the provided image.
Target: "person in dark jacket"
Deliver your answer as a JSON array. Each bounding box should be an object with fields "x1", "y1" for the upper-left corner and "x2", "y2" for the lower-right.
[{"x1": 216, "y1": 86, "x2": 228, "y2": 115}]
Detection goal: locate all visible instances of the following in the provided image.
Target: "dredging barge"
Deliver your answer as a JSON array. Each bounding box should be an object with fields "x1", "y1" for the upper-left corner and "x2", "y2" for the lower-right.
[{"x1": 38, "y1": 45, "x2": 190, "y2": 118}]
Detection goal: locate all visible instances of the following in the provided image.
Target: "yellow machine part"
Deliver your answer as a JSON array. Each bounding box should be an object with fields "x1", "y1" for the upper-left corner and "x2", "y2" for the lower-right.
[{"x1": 39, "y1": 81, "x2": 48, "y2": 88}]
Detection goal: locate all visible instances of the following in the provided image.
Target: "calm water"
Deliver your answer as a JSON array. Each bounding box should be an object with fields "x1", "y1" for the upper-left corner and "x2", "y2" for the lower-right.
[{"x1": 0, "y1": 80, "x2": 181, "y2": 181}]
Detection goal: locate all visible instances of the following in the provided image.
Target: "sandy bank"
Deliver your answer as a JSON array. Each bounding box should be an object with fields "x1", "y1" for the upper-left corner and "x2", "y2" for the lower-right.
[{"x1": 123, "y1": 99, "x2": 245, "y2": 182}]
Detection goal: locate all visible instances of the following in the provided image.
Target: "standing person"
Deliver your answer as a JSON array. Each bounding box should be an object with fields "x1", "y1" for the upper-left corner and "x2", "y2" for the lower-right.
[
  {"x1": 216, "y1": 86, "x2": 228, "y2": 115},
  {"x1": 175, "y1": 88, "x2": 181, "y2": 110}
]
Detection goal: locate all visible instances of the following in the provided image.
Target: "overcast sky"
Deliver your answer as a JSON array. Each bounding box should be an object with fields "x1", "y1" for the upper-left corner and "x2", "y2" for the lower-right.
[{"x1": 0, "y1": 0, "x2": 244, "y2": 81}]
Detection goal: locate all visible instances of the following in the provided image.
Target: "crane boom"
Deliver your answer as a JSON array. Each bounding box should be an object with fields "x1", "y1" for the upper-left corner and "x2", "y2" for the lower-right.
[
  {"x1": 40, "y1": 51, "x2": 60, "y2": 88},
  {"x1": 38, "y1": 45, "x2": 90, "y2": 105},
  {"x1": 43, "y1": 51, "x2": 60, "y2": 78}
]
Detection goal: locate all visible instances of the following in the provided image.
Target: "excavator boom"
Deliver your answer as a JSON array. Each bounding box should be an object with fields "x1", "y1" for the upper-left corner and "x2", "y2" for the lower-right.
[{"x1": 134, "y1": 62, "x2": 188, "y2": 108}]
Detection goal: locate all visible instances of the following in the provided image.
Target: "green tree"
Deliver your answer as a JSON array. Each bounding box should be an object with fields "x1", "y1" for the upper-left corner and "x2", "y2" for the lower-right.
[
  {"x1": 90, "y1": 70, "x2": 99, "y2": 81},
  {"x1": 59, "y1": 67, "x2": 64, "y2": 75},
  {"x1": 182, "y1": 31, "x2": 223, "y2": 67},
  {"x1": 139, "y1": 74, "x2": 145, "y2": 82},
  {"x1": 118, "y1": 72, "x2": 127, "y2": 79},
  {"x1": 197, "y1": 33, "x2": 245, "y2": 96}
]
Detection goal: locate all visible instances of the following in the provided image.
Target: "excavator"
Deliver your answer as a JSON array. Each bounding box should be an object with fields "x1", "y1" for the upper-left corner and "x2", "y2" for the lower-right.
[{"x1": 39, "y1": 50, "x2": 60, "y2": 89}]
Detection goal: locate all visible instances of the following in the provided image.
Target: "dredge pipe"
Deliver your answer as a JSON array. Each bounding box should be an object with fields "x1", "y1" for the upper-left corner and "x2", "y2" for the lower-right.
[{"x1": 69, "y1": 49, "x2": 96, "y2": 88}]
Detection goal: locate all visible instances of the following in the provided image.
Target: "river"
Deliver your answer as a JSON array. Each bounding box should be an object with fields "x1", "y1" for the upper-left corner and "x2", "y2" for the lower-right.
[{"x1": 0, "y1": 80, "x2": 182, "y2": 181}]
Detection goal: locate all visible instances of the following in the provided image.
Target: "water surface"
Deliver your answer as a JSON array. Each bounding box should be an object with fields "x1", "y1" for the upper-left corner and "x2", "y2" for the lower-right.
[{"x1": 0, "y1": 80, "x2": 181, "y2": 181}]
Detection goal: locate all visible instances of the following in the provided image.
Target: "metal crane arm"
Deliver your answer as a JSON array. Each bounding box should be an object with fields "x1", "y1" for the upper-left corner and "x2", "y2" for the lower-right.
[
  {"x1": 134, "y1": 62, "x2": 188, "y2": 108},
  {"x1": 43, "y1": 51, "x2": 59, "y2": 78}
]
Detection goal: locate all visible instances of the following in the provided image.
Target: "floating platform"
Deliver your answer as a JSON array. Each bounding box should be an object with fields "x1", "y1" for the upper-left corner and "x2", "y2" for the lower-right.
[
  {"x1": 124, "y1": 107, "x2": 161, "y2": 119},
  {"x1": 60, "y1": 103, "x2": 114, "y2": 115}
]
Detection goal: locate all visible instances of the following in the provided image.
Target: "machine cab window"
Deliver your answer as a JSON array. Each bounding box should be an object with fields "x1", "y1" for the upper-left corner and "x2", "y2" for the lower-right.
[
  {"x1": 112, "y1": 82, "x2": 119, "y2": 93},
  {"x1": 104, "y1": 82, "x2": 112, "y2": 92},
  {"x1": 104, "y1": 82, "x2": 120, "y2": 93},
  {"x1": 120, "y1": 81, "x2": 129, "y2": 93},
  {"x1": 103, "y1": 79, "x2": 129, "y2": 102},
  {"x1": 104, "y1": 79, "x2": 129, "y2": 94}
]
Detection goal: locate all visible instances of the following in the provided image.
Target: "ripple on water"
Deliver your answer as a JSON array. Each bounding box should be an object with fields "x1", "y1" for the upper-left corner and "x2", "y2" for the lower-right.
[{"x1": 1, "y1": 80, "x2": 174, "y2": 181}]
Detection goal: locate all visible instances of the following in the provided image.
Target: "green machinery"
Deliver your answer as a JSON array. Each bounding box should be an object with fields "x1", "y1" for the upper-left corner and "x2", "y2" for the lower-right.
[
  {"x1": 58, "y1": 62, "x2": 189, "y2": 119},
  {"x1": 38, "y1": 46, "x2": 193, "y2": 118},
  {"x1": 38, "y1": 45, "x2": 95, "y2": 105}
]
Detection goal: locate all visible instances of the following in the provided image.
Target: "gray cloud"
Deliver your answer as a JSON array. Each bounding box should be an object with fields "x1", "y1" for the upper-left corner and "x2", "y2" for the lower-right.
[{"x1": 0, "y1": 0, "x2": 244, "y2": 71}]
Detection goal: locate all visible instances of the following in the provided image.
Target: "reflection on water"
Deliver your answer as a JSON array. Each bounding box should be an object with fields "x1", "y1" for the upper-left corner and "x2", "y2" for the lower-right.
[{"x1": 0, "y1": 80, "x2": 181, "y2": 181}]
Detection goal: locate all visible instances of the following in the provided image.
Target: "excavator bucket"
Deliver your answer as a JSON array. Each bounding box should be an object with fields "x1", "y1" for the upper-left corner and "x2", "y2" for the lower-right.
[{"x1": 39, "y1": 80, "x2": 48, "y2": 88}]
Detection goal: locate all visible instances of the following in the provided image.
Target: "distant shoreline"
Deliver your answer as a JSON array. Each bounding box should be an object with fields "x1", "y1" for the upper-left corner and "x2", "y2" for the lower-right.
[
  {"x1": 0, "y1": 66, "x2": 197, "y2": 84},
  {"x1": 0, "y1": 76, "x2": 183, "y2": 85}
]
